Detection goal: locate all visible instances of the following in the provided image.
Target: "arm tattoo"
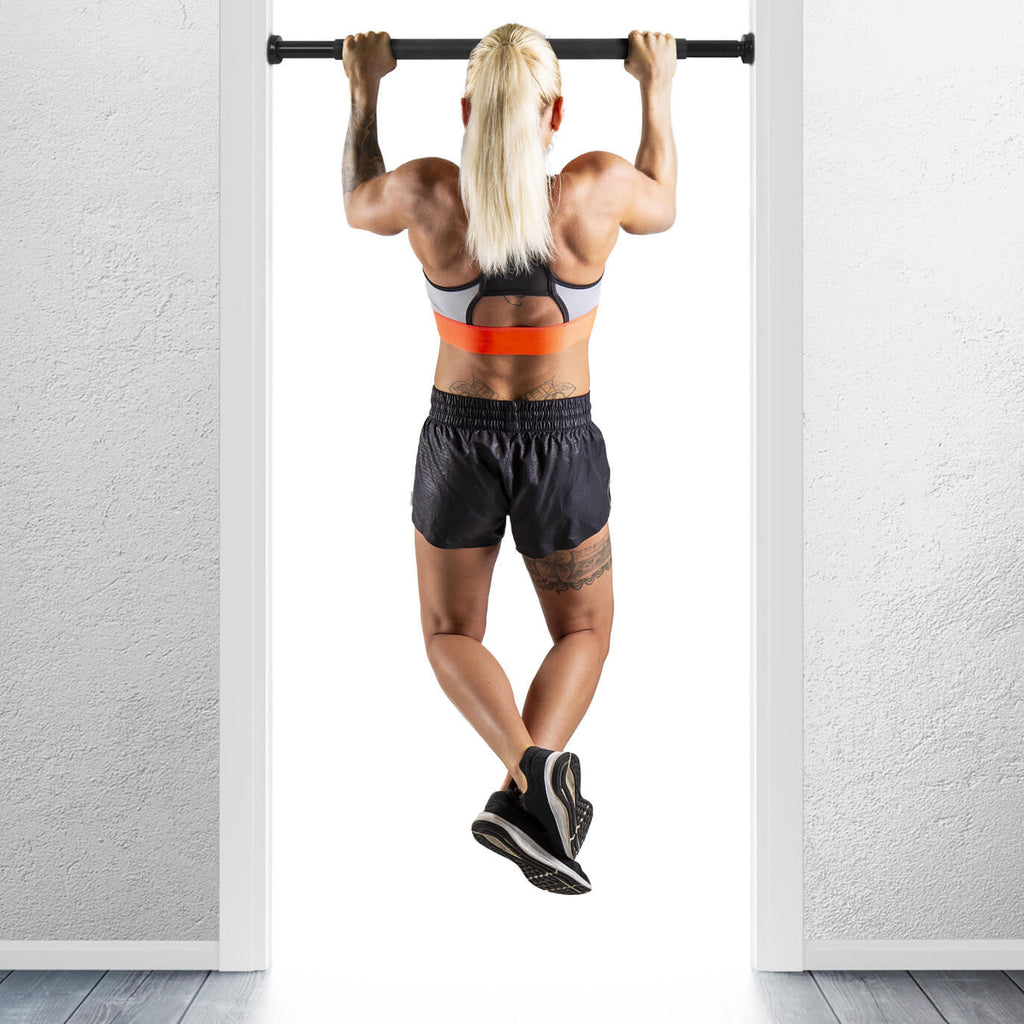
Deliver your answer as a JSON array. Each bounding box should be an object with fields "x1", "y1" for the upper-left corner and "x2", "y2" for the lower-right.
[
  {"x1": 449, "y1": 374, "x2": 498, "y2": 398},
  {"x1": 343, "y1": 100, "x2": 385, "y2": 198},
  {"x1": 524, "y1": 532, "x2": 612, "y2": 592},
  {"x1": 521, "y1": 375, "x2": 578, "y2": 401}
]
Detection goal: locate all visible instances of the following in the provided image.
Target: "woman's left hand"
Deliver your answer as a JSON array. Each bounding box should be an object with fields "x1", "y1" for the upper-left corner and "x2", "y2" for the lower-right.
[{"x1": 341, "y1": 32, "x2": 397, "y2": 85}]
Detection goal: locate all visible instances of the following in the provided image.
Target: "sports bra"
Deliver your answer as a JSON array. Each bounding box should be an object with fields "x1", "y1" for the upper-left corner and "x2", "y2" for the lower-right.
[{"x1": 424, "y1": 261, "x2": 603, "y2": 356}]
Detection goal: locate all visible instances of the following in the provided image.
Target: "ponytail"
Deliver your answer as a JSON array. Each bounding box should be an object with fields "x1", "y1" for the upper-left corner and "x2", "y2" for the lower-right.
[{"x1": 460, "y1": 25, "x2": 562, "y2": 276}]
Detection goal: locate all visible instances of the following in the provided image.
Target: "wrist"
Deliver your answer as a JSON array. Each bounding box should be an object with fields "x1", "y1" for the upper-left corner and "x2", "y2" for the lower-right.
[
  {"x1": 639, "y1": 75, "x2": 672, "y2": 93},
  {"x1": 350, "y1": 77, "x2": 381, "y2": 102}
]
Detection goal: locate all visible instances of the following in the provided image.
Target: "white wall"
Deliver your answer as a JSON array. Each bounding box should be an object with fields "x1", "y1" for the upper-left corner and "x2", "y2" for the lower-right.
[
  {"x1": 0, "y1": 0, "x2": 219, "y2": 939},
  {"x1": 803, "y1": 0, "x2": 1024, "y2": 939}
]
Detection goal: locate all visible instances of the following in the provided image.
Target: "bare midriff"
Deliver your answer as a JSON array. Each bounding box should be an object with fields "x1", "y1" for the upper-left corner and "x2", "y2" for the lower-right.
[
  {"x1": 433, "y1": 292, "x2": 593, "y2": 401},
  {"x1": 435, "y1": 342, "x2": 592, "y2": 401},
  {"x1": 434, "y1": 335, "x2": 593, "y2": 403}
]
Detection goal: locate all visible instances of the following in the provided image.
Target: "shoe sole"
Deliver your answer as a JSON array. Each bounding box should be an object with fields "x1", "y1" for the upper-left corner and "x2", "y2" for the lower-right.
[
  {"x1": 545, "y1": 751, "x2": 592, "y2": 859},
  {"x1": 471, "y1": 811, "x2": 591, "y2": 895}
]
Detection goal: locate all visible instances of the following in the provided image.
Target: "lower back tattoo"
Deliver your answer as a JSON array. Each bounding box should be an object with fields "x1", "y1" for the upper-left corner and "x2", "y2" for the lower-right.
[
  {"x1": 448, "y1": 374, "x2": 498, "y2": 398},
  {"x1": 447, "y1": 373, "x2": 579, "y2": 402},
  {"x1": 521, "y1": 376, "x2": 578, "y2": 401}
]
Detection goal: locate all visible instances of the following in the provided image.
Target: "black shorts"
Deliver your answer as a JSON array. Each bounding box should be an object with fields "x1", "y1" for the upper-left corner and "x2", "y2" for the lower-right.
[{"x1": 411, "y1": 386, "x2": 612, "y2": 559}]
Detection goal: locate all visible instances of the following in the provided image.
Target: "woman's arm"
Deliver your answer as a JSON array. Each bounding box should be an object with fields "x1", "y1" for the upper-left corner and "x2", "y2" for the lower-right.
[
  {"x1": 343, "y1": 76, "x2": 385, "y2": 204},
  {"x1": 621, "y1": 31, "x2": 677, "y2": 233},
  {"x1": 557, "y1": 32, "x2": 677, "y2": 237},
  {"x1": 340, "y1": 31, "x2": 411, "y2": 235},
  {"x1": 629, "y1": 33, "x2": 677, "y2": 198}
]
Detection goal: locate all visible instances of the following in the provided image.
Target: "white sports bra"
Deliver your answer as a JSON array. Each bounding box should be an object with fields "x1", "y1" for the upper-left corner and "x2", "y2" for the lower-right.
[{"x1": 423, "y1": 261, "x2": 603, "y2": 325}]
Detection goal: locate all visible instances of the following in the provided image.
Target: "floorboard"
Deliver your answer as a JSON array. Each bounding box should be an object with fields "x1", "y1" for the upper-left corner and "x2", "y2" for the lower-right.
[
  {"x1": 0, "y1": 971, "x2": 104, "y2": 1024},
  {"x1": 754, "y1": 971, "x2": 840, "y2": 1023},
  {"x1": 812, "y1": 971, "x2": 948, "y2": 1024},
  {"x1": 179, "y1": 972, "x2": 267, "y2": 1024},
  {"x1": 64, "y1": 971, "x2": 209, "y2": 1024},
  {"x1": 1, "y1": 967, "x2": 1022, "y2": 1022},
  {"x1": 1004, "y1": 972, "x2": 1024, "y2": 994},
  {"x1": 912, "y1": 971, "x2": 1024, "y2": 1024}
]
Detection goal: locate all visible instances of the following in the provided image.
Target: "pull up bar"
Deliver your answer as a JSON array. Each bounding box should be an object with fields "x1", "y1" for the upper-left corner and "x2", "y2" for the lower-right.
[{"x1": 266, "y1": 34, "x2": 755, "y2": 65}]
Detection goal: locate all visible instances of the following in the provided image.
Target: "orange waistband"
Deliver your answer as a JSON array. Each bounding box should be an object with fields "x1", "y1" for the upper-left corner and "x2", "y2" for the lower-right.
[{"x1": 433, "y1": 307, "x2": 597, "y2": 356}]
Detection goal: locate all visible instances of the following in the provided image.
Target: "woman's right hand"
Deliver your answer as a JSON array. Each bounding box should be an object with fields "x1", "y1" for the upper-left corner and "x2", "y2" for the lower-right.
[{"x1": 624, "y1": 30, "x2": 677, "y2": 84}]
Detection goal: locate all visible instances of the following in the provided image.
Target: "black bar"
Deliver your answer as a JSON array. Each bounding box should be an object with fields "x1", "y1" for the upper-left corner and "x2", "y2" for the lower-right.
[{"x1": 267, "y1": 34, "x2": 754, "y2": 65}]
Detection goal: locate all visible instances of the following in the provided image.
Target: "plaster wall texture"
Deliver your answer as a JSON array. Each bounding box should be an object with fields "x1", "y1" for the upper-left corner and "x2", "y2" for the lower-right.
[
  {"x1": 803, "y1": 2, "x2": 1024, "y2": 938},
  {"x1": 0, "y1": 0, "x2": 219, "y2": 939}
]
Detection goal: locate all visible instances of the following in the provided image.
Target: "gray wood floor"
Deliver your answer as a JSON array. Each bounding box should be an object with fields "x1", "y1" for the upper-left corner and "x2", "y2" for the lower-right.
[{"x1": 2, "y1": 969, "x2": 1024, "y2": 1022}]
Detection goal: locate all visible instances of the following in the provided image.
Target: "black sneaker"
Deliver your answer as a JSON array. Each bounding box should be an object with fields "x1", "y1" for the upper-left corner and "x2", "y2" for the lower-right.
[
  {"x1": 516, "y1": 746, "x2": 592, "y2": 859},
  {"x1": 471, "y1": 790, "x2": 592, "y2": 895},
  {"x1": 507, "y1": 773, "x2": 594, "y2": 855}
]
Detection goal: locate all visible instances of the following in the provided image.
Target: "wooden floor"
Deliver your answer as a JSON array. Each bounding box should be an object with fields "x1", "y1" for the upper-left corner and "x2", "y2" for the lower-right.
[
  {"x1": 2, "y1": 969, "x2": 1024, "y2": 1022},
  {"x1": 759, "y1": 971, "x2": 1024, "y2": 1023}
]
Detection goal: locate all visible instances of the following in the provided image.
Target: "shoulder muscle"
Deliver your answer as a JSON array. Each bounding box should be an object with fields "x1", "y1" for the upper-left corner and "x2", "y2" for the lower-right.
[
  {"x1": 561, "y1": 150, "x2": 675, "y2": 235},
  {"x1": 345, "y1": 157, "x2": 456, "y2": 236}
]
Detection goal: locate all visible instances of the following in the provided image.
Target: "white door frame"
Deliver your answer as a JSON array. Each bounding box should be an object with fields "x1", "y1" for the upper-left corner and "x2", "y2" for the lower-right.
[
  {"x1": 219, "y1": 0, "x2": 1024, "y2": 974},
  {"x1": 751, "y1": 0, "x2": 804, "y2": 971},
  {"x1": 219, "y1": 0, "x2": 271, "y2": 972},
  {"x1": 213, "y1": 0, "x2": 807, "y2": 974},
  {"x1": 215, "y1": 0, "x2": 809, "y2": 974}
]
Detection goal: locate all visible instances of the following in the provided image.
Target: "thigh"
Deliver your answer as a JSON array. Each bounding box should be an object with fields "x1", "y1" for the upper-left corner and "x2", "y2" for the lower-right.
[
  {"x1": 521, "y1": 522, "x2": 614, "y2": 643},
  {"x1": 414, "y1": 527, "x2": 502, "y2": 642}
]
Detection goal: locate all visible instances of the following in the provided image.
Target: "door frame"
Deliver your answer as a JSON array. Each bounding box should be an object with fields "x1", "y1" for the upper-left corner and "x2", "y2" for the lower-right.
[
  {"x1": 219, "y1": 0, "x2": 271, "y2": 972},
  {"x1": 750, "y1": 0, "x2": 805, "y2": 971},
  {"x1": 216, "y1": 0, "x2": 807, "y2": 973}
]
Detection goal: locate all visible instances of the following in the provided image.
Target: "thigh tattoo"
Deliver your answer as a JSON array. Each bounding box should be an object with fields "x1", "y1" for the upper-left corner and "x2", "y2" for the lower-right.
[{"x1": 525, "y1": 532, "x2": 612, "y2": 593}]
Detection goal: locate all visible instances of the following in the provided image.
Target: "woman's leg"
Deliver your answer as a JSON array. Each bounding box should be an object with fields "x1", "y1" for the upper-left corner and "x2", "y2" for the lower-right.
[
  {"x1": 496, "y1": 522, "x2": 614, "y2": 790},
  {"x1": 414, "y1": 526, "x2": 532, "y2": 791}
]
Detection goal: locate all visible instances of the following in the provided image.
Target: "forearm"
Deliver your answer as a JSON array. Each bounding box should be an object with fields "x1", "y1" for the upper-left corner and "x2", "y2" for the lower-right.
[
  {"x1": 343, "y1": 79, "x2": 385, "y2": 203},
  {"x1": 634, "y1": 78, "x2": 676, "y2": 189}
]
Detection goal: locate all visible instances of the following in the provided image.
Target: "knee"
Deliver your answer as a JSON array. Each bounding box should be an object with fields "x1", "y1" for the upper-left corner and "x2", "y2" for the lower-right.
[
  {"x1": 557, "y1": 623, "x2": 612, "y2": 662},
  {"x1": 422, "y1": 621, "x2": 486, "y2": 658}
]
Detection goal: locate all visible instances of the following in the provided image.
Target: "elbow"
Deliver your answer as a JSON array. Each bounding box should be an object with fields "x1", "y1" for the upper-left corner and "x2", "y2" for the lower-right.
[
  {"x1": 343, "y1": 197, "x2": 358, "y2": 229},
  {"x1": 656, "y1": 185, "x2": 676, "y2": 231},
  {"x1": 343, "y1": 192, "x2": 363, "y2": 229},
  {"x1": 665, "y1": 187, "x2": 677, "y2": 227}
]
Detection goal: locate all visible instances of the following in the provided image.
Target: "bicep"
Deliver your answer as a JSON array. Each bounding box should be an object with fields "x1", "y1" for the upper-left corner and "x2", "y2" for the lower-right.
[{"x1": 566, "y1": 150, "x2": 675, "y2": 235}]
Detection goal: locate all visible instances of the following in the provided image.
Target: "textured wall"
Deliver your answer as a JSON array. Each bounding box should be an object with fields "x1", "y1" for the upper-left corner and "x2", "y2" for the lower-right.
[
  {"x1": 803, "y1": 2, "x2": 1024, "y2": 938},
  {"x1": 0, "y1": 0, "x2": 219, "y2": 939}
]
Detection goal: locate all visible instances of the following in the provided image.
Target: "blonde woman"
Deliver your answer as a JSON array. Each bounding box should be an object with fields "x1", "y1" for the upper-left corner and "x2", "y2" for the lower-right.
[{"x1": 342, "y1": 24, "x2": 677, "y2": 893}]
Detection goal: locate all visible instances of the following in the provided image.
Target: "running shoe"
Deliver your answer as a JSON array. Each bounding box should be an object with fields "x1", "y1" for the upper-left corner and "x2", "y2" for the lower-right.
[
  {"x1": 508, "y1": 774, "x2": 594, "y2": 856},
  {"x1": 516, "y1": 745, "x2": 592, "y2": 859},
  {"x1": 471, "y1": 789, "x2": 592, "y2": 895}
]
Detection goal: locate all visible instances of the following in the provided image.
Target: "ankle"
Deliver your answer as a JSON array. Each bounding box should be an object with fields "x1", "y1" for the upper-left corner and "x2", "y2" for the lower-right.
[
  {"x1": 505, "y1": 742, "x2": 533, "y2": 793},
  {"x1": 509, "y1": 764, "x2": 529, "y2": 794}
]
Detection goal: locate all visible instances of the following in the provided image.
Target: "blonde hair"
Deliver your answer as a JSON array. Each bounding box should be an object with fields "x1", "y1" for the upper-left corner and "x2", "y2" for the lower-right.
[{"x1": 460, "y1": 24, "x2": 562, "y2": 276}]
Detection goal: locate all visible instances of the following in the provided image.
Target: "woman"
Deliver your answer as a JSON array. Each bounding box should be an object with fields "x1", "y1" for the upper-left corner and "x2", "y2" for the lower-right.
[{"x1": 342, "y1": 23, "x2": 677, "y2": 894}]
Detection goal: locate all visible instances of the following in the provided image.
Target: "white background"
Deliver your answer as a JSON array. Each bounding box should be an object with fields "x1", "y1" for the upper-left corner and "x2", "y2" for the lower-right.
[{"x1": 269, "y1": 0, "x2": 752, "y2": 1016}]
